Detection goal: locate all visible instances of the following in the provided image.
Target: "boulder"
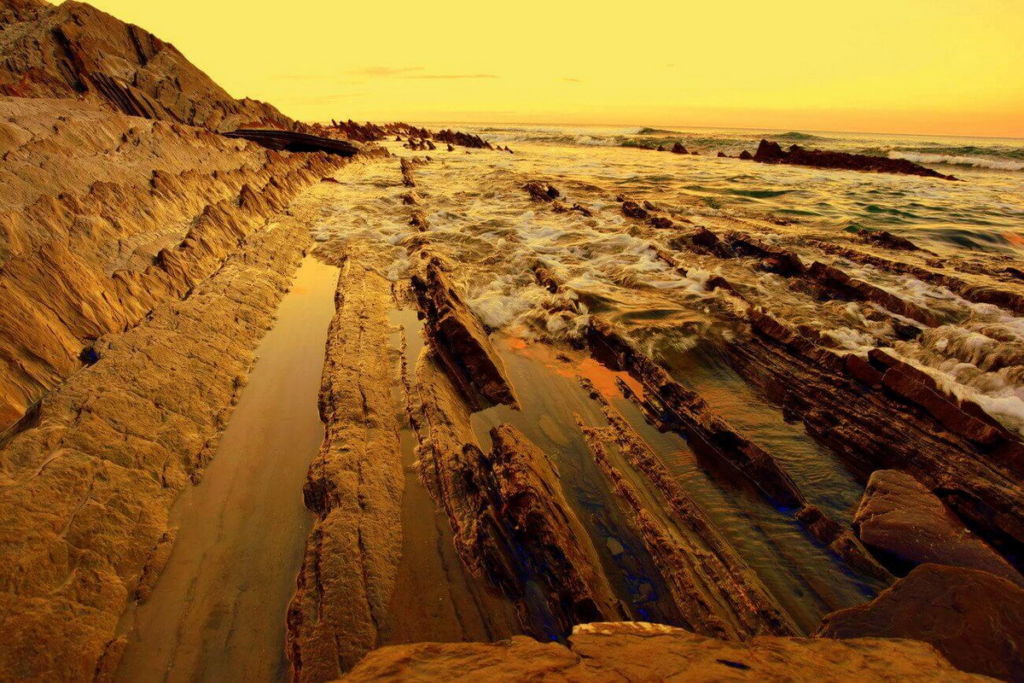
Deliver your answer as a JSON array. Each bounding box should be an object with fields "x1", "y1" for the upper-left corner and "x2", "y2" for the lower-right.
[
  {"x1": 523, "y1": 180, "x2": 560, "y2": 202},
  {"x1": 671, "y1": 141, "x2": 688, "y2": 154},
  {"x1": 818, "y1": 564, "x2": 1024, "y2": 681},
  {"x1": 621, "y1": 200, "x2": 648, "y2": 219},
  {"x1": 753, "y1": 139, "x2": 786, "y2": 163},
  {"x1": 739, "y1": 150, "x2": 754, "y2": 160},
  {"x1": 854, "y1": 470, "x2": 1024, "y2": 585}
]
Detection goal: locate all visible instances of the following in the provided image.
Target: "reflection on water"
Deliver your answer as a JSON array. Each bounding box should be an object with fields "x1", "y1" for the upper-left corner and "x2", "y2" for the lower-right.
[
  {"x1": 287, "y1": 125, "x2": 1022, "y2": 639},
  {"x1": 475, "y1": 337, "x2": 878, "y2": 633},
  {"x1": 115, "y1": 255, "x2": 338, "y2": 683}
]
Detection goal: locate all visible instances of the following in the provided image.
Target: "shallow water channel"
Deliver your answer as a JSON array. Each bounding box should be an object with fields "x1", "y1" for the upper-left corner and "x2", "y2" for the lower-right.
[{"x1": 115, "y1": 255, "x2": 339, "y2": 683}]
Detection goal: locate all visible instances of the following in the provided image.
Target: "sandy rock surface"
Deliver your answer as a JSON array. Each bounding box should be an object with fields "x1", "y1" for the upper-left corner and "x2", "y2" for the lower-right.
[
  {"x1": 818, "y1": 563, "x2": 1024, "y2": 681},
  {"x1": 341, "y1": 621, "x2": 989, "y2": 681},
  {"x1": 854, "y1": 469, "x2": 1024, "y2": 584}
]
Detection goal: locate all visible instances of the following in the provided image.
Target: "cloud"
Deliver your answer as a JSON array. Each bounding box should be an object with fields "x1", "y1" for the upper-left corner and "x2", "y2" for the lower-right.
[
  {"x1": 347, "y1": 66, "x2": 425, "y2": 77},
  {"x1": 561, "y1": 77, "x2": 582, "y2": 83},
  {"x1": 345, "y1": 67, "x2": 498, "y2": 80},
  {"x1": 406, "y1": 73, "x2": 498, "y2": 80}
]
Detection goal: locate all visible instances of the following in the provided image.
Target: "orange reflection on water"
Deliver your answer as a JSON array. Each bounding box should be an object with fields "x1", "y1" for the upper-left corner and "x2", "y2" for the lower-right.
[{"x1": 498, "y1": 336, "x2": 644, "y2": 400}]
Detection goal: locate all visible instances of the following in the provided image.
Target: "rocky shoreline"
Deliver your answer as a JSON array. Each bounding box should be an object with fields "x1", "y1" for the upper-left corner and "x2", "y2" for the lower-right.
[{"x1": 2, "y1": 1, "x2": 1023, "y2": 681}]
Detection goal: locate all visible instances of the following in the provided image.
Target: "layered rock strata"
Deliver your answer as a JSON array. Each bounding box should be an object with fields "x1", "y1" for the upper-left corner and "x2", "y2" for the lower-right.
[
  {"x1": 0, "y1": 97, "x2": 356, "y2": 431},
  {"x1": 0, "y1": 215, "x2": 316, "y2": 680},
  {"x1": 0, "y1": 0, "x2": 292, "y2": 131},
  {"x1": 287, "y1": 255, "x2": 404, "y2": 682},
  {"x1": 721, "y1": 309, "x2": 1024, "y2": 561},
  {"x1": 410, "y1": 252, "x2": 519, "y2": 410},
  {"x1": 585, "y1": 318, "x2": 892, "y2": 584},
  {"x1": 575, "y1": 386, "x2": 797, "y2": 638},
  {"x1": 411, "y1": 323, "x2": 621, "y2": 640}
]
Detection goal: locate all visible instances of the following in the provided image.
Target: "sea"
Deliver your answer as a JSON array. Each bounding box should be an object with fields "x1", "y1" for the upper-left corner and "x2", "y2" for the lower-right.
[{"x1": 438, "y1": 123, "x2": 1024, "y2": 255}]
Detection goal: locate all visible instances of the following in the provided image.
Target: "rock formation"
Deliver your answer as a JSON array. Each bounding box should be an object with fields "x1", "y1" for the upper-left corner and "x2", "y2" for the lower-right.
[
  {"x1": 3, "y1": 3, "x2": 1021, "y2": 682},
  {"x1": 411, "y1": 252, "x2": 519, "y2": 409},
  {"x1": 818, "y1": 564, "x2": 1024, "y2": 681},
  {"x1": 0, "y1": 0, "x2": 292, "y2": 131},
  {"x1": 750, "y1": 139, "x2": 957, "y2": 180},
  {"x1": 853, "y1": 470, "x2": 1024, "y2": 585},
  {"x1": 224, "y1": 129, "x2": 361, "y2": 156},
  {"x1": 342, "y1": 621, "x2": 986, "y2": 681},
  {"x1": 0, "y1": 2, "x2": 380, "y2": 679},
  {"x1": 287, "y1": 256, "x2": 404, "y2": 681}
]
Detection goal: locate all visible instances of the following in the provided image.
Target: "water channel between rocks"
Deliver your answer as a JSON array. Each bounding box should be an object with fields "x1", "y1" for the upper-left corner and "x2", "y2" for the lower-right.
[{"x1": 115, "y1": 254, "x2": 339, "y2": 683}]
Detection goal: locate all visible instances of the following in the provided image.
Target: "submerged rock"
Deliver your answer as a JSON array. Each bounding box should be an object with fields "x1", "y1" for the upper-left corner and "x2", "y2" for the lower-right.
[
  {"x1": 523, "y1": 180, "x2": 560, "y2": 202},
  {"x1": 620, "y1": 200, "x2": 649, "y2": 219}
]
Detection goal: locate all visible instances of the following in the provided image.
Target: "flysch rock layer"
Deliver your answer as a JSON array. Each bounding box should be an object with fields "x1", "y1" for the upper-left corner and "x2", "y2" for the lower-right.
[
  {"x1": 410, "y1": 250, "x2": 519, "y2": 410},
  {"x1": 287, "y1": 252, "x2": 404, "y2": 683},
  {"x1": 0, "y1": 0, "x2": 291, "y2": 132},
  {"x1": 340, "y1": 621, "x2": 988, "y2": 682},
  {"x1": 0, "y1": 214, "x2": 316, "y2": 681},
  {"x1": 412, "y1": 345, "x2": 623, "y2": 641},
  {"x1": 0, "y1": 96, "x2": 357, "y2": 430},
  {"x1": 575, "y1": 384, "x2": 798, "y2": 639}
]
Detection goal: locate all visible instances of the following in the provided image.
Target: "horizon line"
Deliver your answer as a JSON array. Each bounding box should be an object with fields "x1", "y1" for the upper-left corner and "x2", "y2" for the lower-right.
[{"x1": 311, "y1": 116, "x2": 1024, "y2": 141}]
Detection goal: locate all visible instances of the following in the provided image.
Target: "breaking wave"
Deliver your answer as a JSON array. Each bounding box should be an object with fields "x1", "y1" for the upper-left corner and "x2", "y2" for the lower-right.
[{"x1": 889, "y1": 151, "x2": 1024, "y2": 172}]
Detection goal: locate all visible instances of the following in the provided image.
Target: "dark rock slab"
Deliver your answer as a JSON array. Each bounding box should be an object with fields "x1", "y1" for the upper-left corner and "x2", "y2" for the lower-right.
[
  {"x1": 750, "y1": 139, "x2": 957, "y2": 180},
  {"x1": 224, "y1": 129, "x2": 360, "y2": 157}
]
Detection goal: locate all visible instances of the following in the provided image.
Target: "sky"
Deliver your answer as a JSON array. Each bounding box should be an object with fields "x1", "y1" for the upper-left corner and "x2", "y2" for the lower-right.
[{"x1": 82, "y1": 0, "x2": 1024, "y2": 138}]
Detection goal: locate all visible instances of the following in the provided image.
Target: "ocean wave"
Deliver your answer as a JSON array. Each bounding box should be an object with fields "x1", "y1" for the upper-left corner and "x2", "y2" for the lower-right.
[
  {"x1": 888, "y1": 150, "x2": 1024, "y2": 172},
  {"x1": 772, "y1": 131, "x2": 831, "y2": 141},
  {"x1": 900, "y1": 144, "x2": 1024, "y2": 161},
  {"x1": 637, "y1": 127, "x2": 679, "y2": 135}
]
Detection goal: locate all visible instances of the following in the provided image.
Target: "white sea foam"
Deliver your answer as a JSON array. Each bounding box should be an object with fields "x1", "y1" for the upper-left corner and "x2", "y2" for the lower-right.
[{"x1": 889, "y1": 150, "x2": 1024, "y2": 172}]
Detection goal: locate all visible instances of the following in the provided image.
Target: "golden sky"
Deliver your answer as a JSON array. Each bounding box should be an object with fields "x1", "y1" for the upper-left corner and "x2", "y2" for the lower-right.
[{"x1": 84, "y1": 0, "x2": 1024, "y2": 137}]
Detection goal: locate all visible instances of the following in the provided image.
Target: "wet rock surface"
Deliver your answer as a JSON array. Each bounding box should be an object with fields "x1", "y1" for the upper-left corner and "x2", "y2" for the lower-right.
[
  {"x1": 3, "y1": 5, "x2": 1024, "y2": 681},
  {"x1": 750, "y1": 139, "x2": 958, "y2": 180},
  {"x1": 411, "y1": 253, "x2": 519, "y2": 410},
  {"x1": 818, "y1": 564, "x2": 1024, "y2": 681},
  {"x1": 854, "y1": 470, "x2": 1024, "y2": 584},
  {"x1": 287, "y1": 255, "x2": 404, "y2": 681},
  {"x1": 0, "y1": 216, "x2": 315, "y2": 680},
  {"x1": 342, "y1": 621, "x2": 986, "y2": 681}
]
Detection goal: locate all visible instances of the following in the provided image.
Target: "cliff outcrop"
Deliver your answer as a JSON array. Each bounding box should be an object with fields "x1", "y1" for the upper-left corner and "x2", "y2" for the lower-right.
[{"x1": 0, "y1": 0, "x2": 291, "y2": 131}]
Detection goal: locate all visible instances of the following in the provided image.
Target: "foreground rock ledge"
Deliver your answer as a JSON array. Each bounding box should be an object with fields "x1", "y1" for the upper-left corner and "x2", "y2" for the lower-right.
[{"x1": 339, "y1": 622, "x2": 986, "y2": 681}]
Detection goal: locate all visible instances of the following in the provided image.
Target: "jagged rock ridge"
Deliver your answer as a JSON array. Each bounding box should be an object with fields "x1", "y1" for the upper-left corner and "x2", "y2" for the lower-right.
[{"x1": 0, "y1": 0, "x2": 292, "y2": 131}]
